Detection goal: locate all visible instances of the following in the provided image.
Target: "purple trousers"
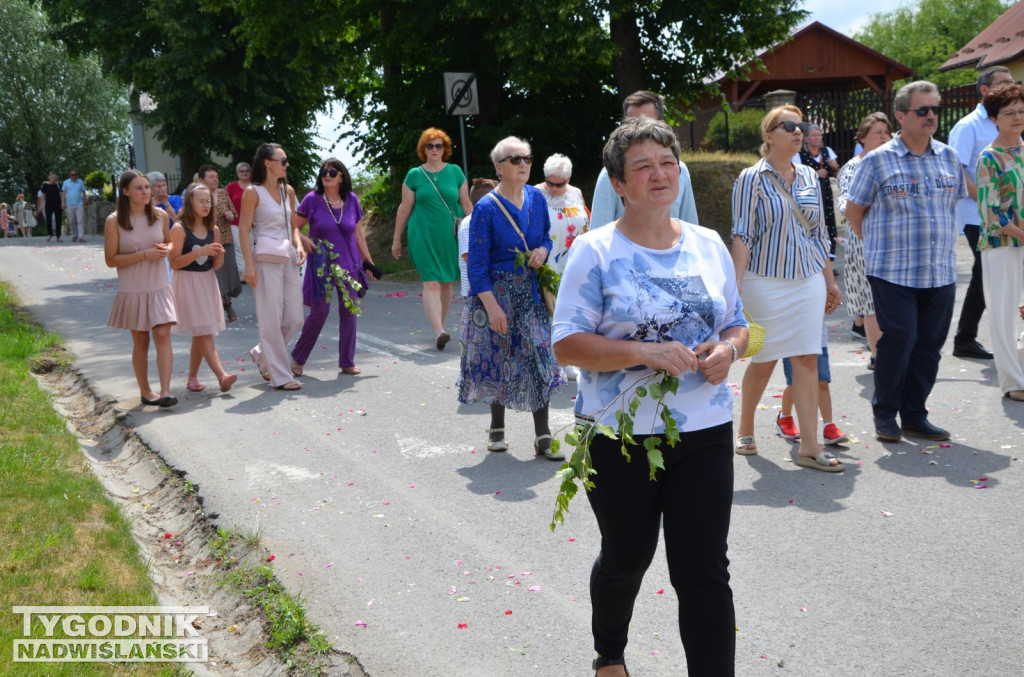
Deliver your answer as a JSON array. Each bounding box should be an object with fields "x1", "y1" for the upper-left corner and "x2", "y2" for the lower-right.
[{"x1": 291, "y1": 297, "x2": 358, "y2": 369}]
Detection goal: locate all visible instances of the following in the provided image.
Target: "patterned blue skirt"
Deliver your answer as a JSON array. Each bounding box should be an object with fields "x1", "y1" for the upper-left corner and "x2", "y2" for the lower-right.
[{"x1": 457, "y1": 270, "x2": 566, "y2": 411}]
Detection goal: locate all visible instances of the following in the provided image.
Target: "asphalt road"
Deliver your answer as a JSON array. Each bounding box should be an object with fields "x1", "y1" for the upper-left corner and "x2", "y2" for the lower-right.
[{"x1": 2, "y1": 237, "x2": 1022, "y2": 677}]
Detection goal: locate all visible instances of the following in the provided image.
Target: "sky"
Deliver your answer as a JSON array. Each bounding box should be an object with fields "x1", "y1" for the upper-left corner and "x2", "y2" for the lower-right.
[{"x1": 312, "y1": 0, "x2": 907, "y2": 174}]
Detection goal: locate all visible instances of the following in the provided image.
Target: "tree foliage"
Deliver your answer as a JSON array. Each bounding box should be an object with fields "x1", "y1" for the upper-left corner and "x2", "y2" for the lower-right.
[
  {"x1": 0, "y1": 0, "x2": 127, "y2": 200},
  {"x1": 42, "y1": 0, "x2": 331, "y2": 189},
  {"x1": 855, "y1": 0, "x2": 1012, "y2": 88},
  {"x1": 701, "y1": 109, "x2": 764, "y2": 155},
  {"x1": 224, "y1": 0, "x2": 806, "y2": 212}
]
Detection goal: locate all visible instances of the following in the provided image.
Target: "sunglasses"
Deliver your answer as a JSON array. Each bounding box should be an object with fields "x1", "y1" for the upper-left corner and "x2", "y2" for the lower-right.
[
  {"x1": 425, "y1": 142, "x2": 444, "y2": 150},
  {"x1": 771, "y1": 120, "x2": 801, "y2": 133},
  {"x1": 901, "y1": 105, "x2": 943, "y2": 117},
  {"x1": 238, "y1": 168, "x2": 250, "y2": 173},
  {"x1": 319, "y1": 168, "x2": 340, "y2": 178},
  {"x1": 500, "y1": 154, "x2": 533, "y2": 165},
  {"x1": 273, "y1": 157, "x2": 290, "y2": 166},
  {"x1": 545, "y1": 180, "x2": 566, "y2": 188}
]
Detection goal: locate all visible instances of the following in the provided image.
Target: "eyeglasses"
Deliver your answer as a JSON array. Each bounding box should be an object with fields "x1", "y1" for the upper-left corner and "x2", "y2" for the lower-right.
[
  {"x1": 425, "y1": 142, "x2": 444, "y2": 151},
  {"x1": 900, "y1": 105, "x2": 943, "y2": 117},
  {"x1": 70, "y1": 173, "x2": 78, "y2": 177},
  {"x1": 319, "y1": 168, "x2": 340, "y2": 178},
  {"x1": 500, "y1": 154, "x2": 533, "y2": 165},
  {"x1": 273, "y1": 157, "x2": 290, "y2": 166},
  {"x1": 545, "y1": 180, "x2": 566, "y2": 188},
  {"x1": 770, "y1": 120, "x2": 801, "y2": 133},
  {"x1": 997, "y1": 108, "x2": 1024, "y2": 119},
  {"x1": 238, "y1": 168, "x2": 250, "y2": 173}
]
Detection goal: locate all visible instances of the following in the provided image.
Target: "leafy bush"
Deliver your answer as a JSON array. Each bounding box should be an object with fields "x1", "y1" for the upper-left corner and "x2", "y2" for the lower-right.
[
  {"x1": 84, "y1": 170, "x2": 108, "y2": 190},
  {"x1": 701, "y1": 109, "x2": 765, "y2": 155}
]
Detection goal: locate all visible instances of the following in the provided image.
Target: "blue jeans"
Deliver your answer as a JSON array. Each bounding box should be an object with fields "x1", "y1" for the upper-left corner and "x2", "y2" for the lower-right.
[{"x1": 868, "y1": 276, "x2": 955, "y2": 423}]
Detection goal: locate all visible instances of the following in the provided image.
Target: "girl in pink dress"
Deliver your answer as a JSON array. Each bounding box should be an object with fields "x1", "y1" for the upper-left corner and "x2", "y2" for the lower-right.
[
  {"x1": 104, "y1": 170, "x2": 178, "y2": 408},
  {"x1": 169, "y1": 183, "x2": 238, "y2": 394}
]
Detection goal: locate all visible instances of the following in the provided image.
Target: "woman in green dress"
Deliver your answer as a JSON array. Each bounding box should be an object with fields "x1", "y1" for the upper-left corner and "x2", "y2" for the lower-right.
[{"x1": 392, "y1": 128, "x2": 474, "y2": 349}]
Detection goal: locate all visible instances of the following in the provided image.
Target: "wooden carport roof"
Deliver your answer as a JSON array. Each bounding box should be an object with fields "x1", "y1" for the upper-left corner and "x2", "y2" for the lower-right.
[{"x1": 705, "y1": 21, "x2": 912, "y2": 107}]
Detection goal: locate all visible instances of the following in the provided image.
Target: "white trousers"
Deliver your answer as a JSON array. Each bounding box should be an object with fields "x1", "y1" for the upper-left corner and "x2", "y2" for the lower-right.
[
  {"x1": 982, "y1": 246, "x2": 1024, "y2": 394},
  {"x1": 231, "y1": 225, "x2": 246, "y2": 275},
  {"x1": 250, "y1": 257, "x2": 304, "y2": 387},
  {"x1": 67, "y1": 205, "x2": 84, "y2": 238}
]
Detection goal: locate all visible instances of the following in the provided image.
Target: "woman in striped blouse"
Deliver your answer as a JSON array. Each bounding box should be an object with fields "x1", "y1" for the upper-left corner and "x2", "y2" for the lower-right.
[{"x1": 730, "y1": 105, "x2": 844, "y2": 471}]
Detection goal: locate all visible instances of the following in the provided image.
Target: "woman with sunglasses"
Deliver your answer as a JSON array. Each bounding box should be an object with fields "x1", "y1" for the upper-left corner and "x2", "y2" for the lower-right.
[
  {"x1": 392, "y1": 128, "x2": 474, "y2": 349},
  {"x1": 291, "y1": 159, "x2": 375, "y2": 376},
  {"x1": 730, "y1": 105, "x2": 844, "y2": 471},
  {"x1": 238, "y1": 143, "x2": 306, "y2": 391},
  {"x1": 459, "y1": 136, "x2": 566, "y2": 459},
  {"x1": 536, "y1": 153, "x2": 590, "y2": 274}
]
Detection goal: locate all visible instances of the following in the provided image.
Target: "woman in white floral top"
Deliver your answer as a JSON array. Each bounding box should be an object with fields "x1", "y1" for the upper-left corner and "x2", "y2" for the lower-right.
[{"x1": 535, "y1": 154, "x2": 589, "y2": 273}]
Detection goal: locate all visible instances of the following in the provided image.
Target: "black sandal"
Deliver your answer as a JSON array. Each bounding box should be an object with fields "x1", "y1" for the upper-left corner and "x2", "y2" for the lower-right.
[{"x1": 593, "y1": 655, "x2": 629, "y2": 676}]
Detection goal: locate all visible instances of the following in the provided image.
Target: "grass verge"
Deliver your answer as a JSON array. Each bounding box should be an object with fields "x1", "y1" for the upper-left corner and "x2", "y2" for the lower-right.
[
  {"x1": 0, "y1": 281, "x2": 183, "y2": 675},
  {"x1": 208, "y1": 528, "x2": 333, "y2": 673}
]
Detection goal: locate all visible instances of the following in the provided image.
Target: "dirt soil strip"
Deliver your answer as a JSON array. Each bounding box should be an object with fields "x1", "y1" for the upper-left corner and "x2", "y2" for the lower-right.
[{"x1": 35, "y1": 362, "x2": 369, "y2": 677}]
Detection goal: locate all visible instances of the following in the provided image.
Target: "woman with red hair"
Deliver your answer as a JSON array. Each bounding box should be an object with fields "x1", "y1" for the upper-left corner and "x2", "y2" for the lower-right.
[{"x1": 392, "y1": 128, "x2": 474, "y2": 349}]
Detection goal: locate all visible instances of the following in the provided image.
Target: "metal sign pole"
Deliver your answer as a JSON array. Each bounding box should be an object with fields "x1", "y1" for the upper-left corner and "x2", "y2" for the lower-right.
[{"x1": 459, "y1": 116, "x2": 468, "y2": 177}]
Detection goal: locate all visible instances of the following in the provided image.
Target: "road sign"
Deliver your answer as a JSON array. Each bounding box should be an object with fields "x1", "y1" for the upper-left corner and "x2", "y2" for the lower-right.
[{"x1": 444, "y1": 72, "x2": 478, "y2": 116}]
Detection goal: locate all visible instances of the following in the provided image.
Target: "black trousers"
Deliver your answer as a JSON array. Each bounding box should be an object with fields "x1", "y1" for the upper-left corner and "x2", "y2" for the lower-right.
[
  {"x1": 586, "y1": 422, "x2": 735, "y2": 676},
  {"x1": 43, "y1": 205, "x2": 62, "y2": 237},
  {"x1": 954, "y1": 225, "x2": 985, "y2": 344}
]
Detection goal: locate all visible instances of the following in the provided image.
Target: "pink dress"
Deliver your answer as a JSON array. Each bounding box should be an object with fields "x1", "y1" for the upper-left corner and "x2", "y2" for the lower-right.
[
  {"x1": 171, "y1": 225, "x2": 225, "y2": 337},
  {"x1": 107, "y1": 214, "x2": 177, "y2": 331}
]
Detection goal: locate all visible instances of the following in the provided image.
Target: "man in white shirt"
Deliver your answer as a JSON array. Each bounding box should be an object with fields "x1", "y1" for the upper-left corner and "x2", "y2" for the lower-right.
[
  {"x1": 947, "y1": 65, "x2": 1015, "y2": 359},
  {"x1": 590, "y1": 90, "x2": 698, "y2": 229}
]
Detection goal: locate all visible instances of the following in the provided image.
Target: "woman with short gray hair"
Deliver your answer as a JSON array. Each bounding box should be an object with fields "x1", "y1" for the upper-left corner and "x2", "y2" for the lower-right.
[
  {"x1": 536, "y1": 153, "x2": 589, "y2": 273},
  {"x1": 459, "y1": 135, "x2": 566, "y2": 459},
  {"x1": 553, "y1": 115, "x2": 746, "y2": 676}
]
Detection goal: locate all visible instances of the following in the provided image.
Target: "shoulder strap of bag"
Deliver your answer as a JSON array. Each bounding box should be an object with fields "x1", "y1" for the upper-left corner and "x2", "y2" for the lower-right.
[
  {"x1": 764, "y1": 170, "x2": 813, "y2": 235},
  {"x1": 487, "y1": 192, "x2": 529, "y2": 248},
  {"x1": 422, "y1": 166, "x2": 458, "y2": 221}
]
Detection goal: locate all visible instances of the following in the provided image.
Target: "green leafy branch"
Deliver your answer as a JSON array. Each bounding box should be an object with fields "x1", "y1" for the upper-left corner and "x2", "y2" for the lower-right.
[
  {"x1": 513, "y1": 249, "x2": 560, "y2": 297},
  {"x1": 314, "y1": 240, "x2": 363, "y2": 316},
  {"x1": 549, "y1": 370, "x2": 680, "y2": 531}
]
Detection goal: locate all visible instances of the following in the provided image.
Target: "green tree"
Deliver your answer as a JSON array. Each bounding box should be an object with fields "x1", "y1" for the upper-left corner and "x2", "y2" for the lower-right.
[
  {"x1": 855, "y1": 0, "x2": 1012, "y2": 87},
  {"x1": 0, "y1": 0, "x2": 127, "y2": 200},
  {"x1": 42, "y1": 0, "x2": 332, "y2": 189},
  {"x1": 223, "y1": 0, "x2": 806, "y2": 212}
]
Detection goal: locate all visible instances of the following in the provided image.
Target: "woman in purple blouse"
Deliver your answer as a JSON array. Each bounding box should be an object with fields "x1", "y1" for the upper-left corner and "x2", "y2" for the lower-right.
[{"x1": 291, "y1": 158, "x2": 377, "y2": 376}]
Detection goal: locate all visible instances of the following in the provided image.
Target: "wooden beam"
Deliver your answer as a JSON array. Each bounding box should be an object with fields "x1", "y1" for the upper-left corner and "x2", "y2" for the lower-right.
[
  {"x1": 860, "y1": 75, "x2": 883, "y2": 95},
  {"x1": 736, "y1": 81, "x2": 762, "y2": 105}
]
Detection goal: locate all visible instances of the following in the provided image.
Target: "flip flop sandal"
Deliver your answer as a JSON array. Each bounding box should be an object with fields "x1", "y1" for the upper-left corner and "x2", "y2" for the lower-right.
[
  {"x1": 735, "y1": 436, "x2": 757, "y2": 455},
  {"x1": 186, "y1": 378, "x2": 206, "y2": 392},
  {"x1": 341, "y1": 366, "x2": 361, "y2": 375},
  {"x1": 796, "y1": 451, "x2": 845, "y2": 472},
  {"x1": 291, "y1": 361, "x2": 304, "y2": 377},
  {"x1": 276, "y1": 381, "x2": 302, "y2": 391}
]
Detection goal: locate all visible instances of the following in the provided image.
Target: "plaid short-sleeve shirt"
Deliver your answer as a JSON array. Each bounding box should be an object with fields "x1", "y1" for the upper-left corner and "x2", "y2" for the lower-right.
[{"x1": 846, "y1": 134, "x2": 967, "y2": 288}]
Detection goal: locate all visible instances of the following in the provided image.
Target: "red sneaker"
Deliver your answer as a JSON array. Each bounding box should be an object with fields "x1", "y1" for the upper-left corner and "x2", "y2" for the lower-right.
[
  {"x1": 775, "y1": 414, "x2": 800, "y2": 441},
  {"x1": 823, "y1": 423, "x2": 849, "y2": 445}
]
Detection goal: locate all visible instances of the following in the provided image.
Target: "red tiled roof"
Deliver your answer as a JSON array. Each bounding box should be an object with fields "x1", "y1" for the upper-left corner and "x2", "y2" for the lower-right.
[{"x1": 940, "y1": 1, "x2": 1024, "y2": 71}]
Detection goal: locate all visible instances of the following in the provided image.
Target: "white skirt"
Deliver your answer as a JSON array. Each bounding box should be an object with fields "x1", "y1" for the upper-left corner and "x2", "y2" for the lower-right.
[{"x1": 742, "y1": 271, "x2": 825, "y2": 363}]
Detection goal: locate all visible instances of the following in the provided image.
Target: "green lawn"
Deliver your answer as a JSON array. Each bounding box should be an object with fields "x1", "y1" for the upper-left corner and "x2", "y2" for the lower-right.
[{"x1": 0, "y1": 282, "x2": 186, "y2": 676}]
